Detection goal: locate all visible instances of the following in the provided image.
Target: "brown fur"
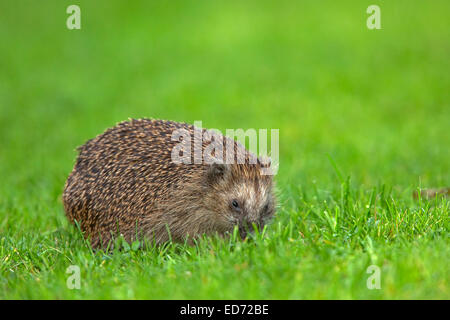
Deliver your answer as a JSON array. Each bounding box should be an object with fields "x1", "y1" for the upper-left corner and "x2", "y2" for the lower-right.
[{"x1": 63, "y1": 119, "x2": 276, "y2": 248}]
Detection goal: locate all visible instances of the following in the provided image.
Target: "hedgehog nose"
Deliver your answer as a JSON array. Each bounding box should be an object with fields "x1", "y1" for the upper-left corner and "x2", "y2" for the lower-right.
[
  {"x1": 239, "y1": 217, "x2": 260, "y2": 231},
  {"x1": 238, "y1": 226, "x2": 247, "y2": 239}
]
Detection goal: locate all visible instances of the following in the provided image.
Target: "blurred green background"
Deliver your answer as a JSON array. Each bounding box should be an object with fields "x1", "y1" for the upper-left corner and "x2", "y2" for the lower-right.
[{"x1": 0, "y1": 0, "x2": 448, "y2": 299}]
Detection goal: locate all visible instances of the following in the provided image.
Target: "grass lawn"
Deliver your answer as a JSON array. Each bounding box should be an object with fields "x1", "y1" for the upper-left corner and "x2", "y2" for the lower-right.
[{"x1": 0, "y1": 0, "x2": 448, "y2": 299}]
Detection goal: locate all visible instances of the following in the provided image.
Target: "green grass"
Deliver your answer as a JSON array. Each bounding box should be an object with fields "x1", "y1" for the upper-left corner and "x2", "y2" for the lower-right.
[{"x1": 0, "y1": 0, "x2": 448, "y2": 299}]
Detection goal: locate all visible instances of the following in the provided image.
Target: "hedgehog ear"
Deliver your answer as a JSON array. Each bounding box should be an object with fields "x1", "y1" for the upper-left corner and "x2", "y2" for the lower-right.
[
  {"x1": 257, "y1": 156, "x2": 271, "y2": 168},
  {"x1": 206, "y1": 162, "x2": 229, "y2": 184}
]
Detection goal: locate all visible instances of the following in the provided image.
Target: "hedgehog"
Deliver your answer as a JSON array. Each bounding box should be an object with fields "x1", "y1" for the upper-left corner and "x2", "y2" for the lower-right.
[{"x1": 63, "y1": 119, "x2": 276, "y2": 249}]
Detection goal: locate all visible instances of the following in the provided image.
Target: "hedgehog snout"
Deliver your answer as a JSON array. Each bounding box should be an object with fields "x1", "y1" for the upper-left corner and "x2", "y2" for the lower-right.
[{"x1": 236, "y1": 215, "x2": 263, "y2": 239}]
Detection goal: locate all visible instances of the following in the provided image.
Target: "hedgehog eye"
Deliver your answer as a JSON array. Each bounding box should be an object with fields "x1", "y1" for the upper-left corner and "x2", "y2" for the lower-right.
[{"x1": 231, "y1": 199, "x2": 240, "y2": 210}]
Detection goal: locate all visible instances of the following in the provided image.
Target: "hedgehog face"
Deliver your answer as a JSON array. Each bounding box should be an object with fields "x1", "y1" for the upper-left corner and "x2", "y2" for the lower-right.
[{"x1": 204, "y1": 163, "x2": 276, "y2": 239}]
